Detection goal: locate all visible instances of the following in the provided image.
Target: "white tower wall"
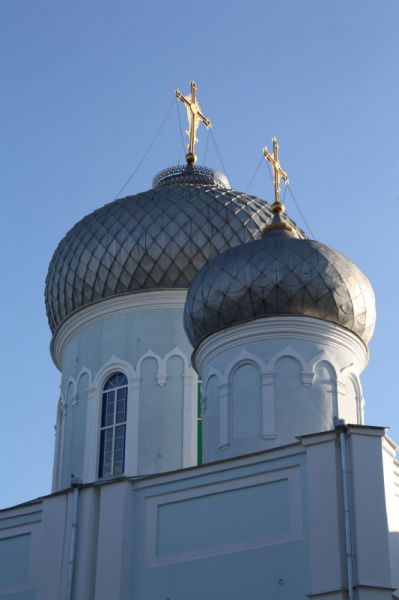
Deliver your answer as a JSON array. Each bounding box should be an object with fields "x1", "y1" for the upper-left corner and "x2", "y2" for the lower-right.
[
  {"x1": 51, "y1": 290, "x2": 198, "y2": 491},
  {"x1": 194, "y1": 316, "x2": 368, "y2": 463}
]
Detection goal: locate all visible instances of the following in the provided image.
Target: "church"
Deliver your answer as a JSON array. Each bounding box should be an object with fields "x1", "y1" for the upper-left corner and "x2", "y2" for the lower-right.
[{"x1": 1, "y1": 82, "x2": 398, "y2": 600}]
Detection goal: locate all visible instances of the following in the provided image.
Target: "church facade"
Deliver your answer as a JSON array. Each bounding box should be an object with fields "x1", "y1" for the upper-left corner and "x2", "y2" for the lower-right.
[{"x1": 1, "y1": 85, "x2": 398, "y2": 599}]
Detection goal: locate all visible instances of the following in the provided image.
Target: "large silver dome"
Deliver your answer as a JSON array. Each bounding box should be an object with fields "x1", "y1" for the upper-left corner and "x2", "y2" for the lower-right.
[
  {"x1": 184, "y1": 228, "x2": 376, "y2": 348},
  {"x1": 45, "y1": 165, "x2": 303, "y2": 334}
]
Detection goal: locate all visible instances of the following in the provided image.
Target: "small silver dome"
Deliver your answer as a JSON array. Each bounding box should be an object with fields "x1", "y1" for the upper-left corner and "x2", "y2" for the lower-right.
[
  {"x1": 45, "y1": 165, "x2": 303, "y2": 334},
  {"x1": 184, "y1": 229, "x2": 376, "y2": 348},
  {"x1": 152, "y1": 164, "x2": 230, "y2": 189}
]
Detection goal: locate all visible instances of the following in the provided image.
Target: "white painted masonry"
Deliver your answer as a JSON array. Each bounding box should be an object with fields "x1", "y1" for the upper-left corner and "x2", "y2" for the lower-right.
[
  {"x1": 194, "y1": 316, "x2": 368, "y2": 462},
  {"x1": 51, "y1": 290, "x2": 198, "y2": 490},
  {"x1": 1, "y1": 427, "x2": 397, "y2": 600}
]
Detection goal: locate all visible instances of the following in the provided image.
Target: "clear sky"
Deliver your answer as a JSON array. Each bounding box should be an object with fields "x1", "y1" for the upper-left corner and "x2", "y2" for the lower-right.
[{"x1": 1, "y1": 0, "x2": 398, "y2": 509}]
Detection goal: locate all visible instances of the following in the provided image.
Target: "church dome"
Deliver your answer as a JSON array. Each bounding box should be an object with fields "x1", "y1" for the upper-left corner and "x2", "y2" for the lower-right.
[
  {"x1": 45, "y1": 164, "x2": 303, "y2": 334},
  {"x1": 184, "y1": 227, "x2": 376, "y2": 348}
]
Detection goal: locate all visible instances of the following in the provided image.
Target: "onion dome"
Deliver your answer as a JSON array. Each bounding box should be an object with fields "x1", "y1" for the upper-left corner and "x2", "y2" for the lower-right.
[
  {"x1": 45, "y1": 163, "x2": 304, "y2": 334},
  {"x1": 184, "y1": 218, "x2": 376, "y2": 349}
]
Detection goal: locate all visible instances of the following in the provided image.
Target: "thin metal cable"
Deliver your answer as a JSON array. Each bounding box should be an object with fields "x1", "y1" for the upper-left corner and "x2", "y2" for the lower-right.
[
  {"x1": 113, "y1": 98, "x2": 175, "y2": 200},
  {"x1": 283, "y1": 183, "x2": 288, "y2": 202},
  {"x1": 263, "y1": 155, "x2": 315, "y2": 238},
  {"x1": 245, "y1": 156, "x2": 264, "y2": 193},
  {"x1": 287, "y1": 183, "x2": 316, "y2": 239},
  {"x1": 204, "y1": 128, "x2": 210, "y2": 165},
  {"x1": 176, "y1": 100, "x2": 186, "y2": 159},
  {"x1": 210, "y1": 129, "x2": 230, "y2": 181}
]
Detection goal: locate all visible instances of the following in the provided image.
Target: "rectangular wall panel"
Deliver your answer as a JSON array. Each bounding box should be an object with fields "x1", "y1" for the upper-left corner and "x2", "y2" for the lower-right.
[
  {"x1": 0, "y1": 534, "x2": 31, "y2": 588},
  {"x1": 145, "y1": 466, "x2": 301, "y2": 566}
]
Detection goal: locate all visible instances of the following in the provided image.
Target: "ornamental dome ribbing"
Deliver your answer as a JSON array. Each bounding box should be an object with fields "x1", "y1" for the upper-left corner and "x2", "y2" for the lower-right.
[
  {"x1": 45, "y1": 164, "x2": 304, "y2": 334},
  {"x1": 184, "y1": 227, "x2": 376, "y2": 348}
]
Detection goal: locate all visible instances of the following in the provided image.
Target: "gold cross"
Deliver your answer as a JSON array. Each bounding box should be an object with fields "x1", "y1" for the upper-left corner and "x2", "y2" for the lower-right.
[
  {"x1": 263, "y1": 137, "x2": 289, "y2": 207},
  {"x1": 176, "y1": 81, "x2": 211, "y2": 164}
]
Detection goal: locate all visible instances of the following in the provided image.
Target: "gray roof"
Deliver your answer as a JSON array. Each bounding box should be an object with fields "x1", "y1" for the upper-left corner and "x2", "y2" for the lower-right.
[
  {"x1": 45, "y1": 165, "x2": 303, "y2": 334},
  {"x1": 184, "y1": 229, "x2": 376, "y2": 348}
]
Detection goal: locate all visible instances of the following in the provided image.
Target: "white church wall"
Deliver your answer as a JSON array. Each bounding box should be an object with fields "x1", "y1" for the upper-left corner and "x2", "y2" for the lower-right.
[
  {"x1": 53, "y1": 291, "x2": 190, "y2": 375},
  {"x1": 347, "y1": 427, "x2": 394, "y2": 598},
  {"x1": 0, "y1": 494, "x2": 68, "y2": 600},
  {"x1": 51, "y1": 291, "x2": 198, "y2": 489},
  {"x1": 202, "y1": 374, "x2": 219, "y2": 463},
  {"x1": 275, "y1": 356, "x2": 310, "y2": 445},
  {"x1": 69, "y1": 372, "x2": 90, "y2": 480},
  {"x1": 52, "y1": 394, "x2": 65, "y2": 491},
  {"x1": 71, "y1": 486, "x2": 99, "y2": 600},
  {"x1": 138, "y1": 354, "x2": 185, "y2": 474},
  {"x1": 230, "y1": 361, "x2": 262, "y2": 441},
  {"x1": 0, "y1": 427, "x2": 396, "y2": 600},
  {"x1": 195, "y1": 316, "x2": 368, "y2": 462},
  {"x1": 382, "y1": 436, "x2": 399, "y2": 599},
  {"x1": 299, "y1": 431, "x2": 345, "y2": 598},
  {"x1": 59, "y1": 381, "x2": 76, "y2": 488}
]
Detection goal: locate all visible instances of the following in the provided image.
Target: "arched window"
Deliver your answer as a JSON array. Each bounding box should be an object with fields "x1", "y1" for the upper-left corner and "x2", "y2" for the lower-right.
[{"x1": 98, "y1": 373, "x2": 128, "y2": 478}]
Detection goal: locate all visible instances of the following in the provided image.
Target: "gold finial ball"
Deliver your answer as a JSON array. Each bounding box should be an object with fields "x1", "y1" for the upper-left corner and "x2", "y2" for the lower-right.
[
  {"x1": 272, "y1": 201, "x2": 285, "y2": 214},
  {"x1": 186, "y1": 152, "x2": 197, "y2": 164}
]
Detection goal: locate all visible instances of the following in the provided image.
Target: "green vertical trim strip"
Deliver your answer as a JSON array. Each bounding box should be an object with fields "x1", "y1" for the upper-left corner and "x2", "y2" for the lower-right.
[{"x1": 197, "y1": 381, "x2": 203, "y2": 465}]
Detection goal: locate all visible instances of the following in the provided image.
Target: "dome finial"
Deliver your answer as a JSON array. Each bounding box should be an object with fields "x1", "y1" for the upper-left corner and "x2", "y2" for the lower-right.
[
  {"x1": 262, "y1": 138, "x2": 294, "y2": 236},
  {"x1": 176, "y1": 81, "x2": 211, "y2": 165}
]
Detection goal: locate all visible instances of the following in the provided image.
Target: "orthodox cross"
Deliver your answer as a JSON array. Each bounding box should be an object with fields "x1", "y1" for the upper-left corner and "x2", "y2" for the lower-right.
[
  {"x1": 176, "y1": 81, "x2": 211, "y2": 164},
  {"x1": 263, "y1": 137, "x2": 289, "y2": 206}
]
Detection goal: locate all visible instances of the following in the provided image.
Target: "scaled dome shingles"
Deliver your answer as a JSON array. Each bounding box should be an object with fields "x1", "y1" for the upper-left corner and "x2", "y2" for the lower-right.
[
  {"x1": 183, "y1": 233, "x2": 376, "y2": 348},
  {"x1": 45, "y1": 184, "x2": 285, "y2": 333}
]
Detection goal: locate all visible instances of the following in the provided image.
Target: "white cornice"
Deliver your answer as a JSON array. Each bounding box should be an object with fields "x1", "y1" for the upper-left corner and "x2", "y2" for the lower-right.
[
  {"x1": 194, "y1": 316, "x2": 368, "y2": 373},
  {"x1": 51, "y1": 290, "x2": 188, "y2": 370}
]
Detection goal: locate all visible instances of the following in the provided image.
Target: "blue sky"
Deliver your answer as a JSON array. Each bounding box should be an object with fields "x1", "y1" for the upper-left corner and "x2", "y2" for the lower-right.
[{"x1": 1, "y1": 0, "x2": 398, "y2": 508}]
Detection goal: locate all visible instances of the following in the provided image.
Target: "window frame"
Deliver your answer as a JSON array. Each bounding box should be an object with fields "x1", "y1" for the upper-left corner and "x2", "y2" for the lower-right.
[{"x1": 98, "y1": 372, "x2": 128, "y2": 478}]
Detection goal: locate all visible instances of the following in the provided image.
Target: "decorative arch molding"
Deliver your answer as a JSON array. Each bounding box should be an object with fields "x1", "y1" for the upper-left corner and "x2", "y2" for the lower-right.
[
  {"x1": 265, "y1": 347, "x2": 341, "y2": 388},
  {"x1": 65, "y1": 376, "x2": 77, "y2": 400},
  {"x1": 92, "y1": 355, "x2": 136, "y2": 389},
  {"x1": 210, "y1": 350, "x2": 276, "y2": 448},
  {"x1": 202, "y1": 368, "x2": 223, "y2": 418},
  {"x1": 346, "y1": 372, "x2": 364, "y2": 424},
  {"x1": 163, "y1": 347, "x2": 190, "y2": 371},
  {"x1": 266, "y1": 346, "x2": 325, "y2": 387},
  {"x1": 136, "y1": 347, "x2": 191, "y2": 386},
  {"x1": 313, "y1": 356, "x2": 337, "y2": 375},
  {"x1": 76, "y1": 366, "x2": 93, "y2": 388},
  {"x1": 265, "y1": 346, "x2": 308, "y2": 373},
  {"x1": 312, "y1": 357, "x2": 339, "y2": 392},
  {"x1": 228, "y1": 360, "x2": 263, "y2": 443},
  {"x1": 136, "y1": 350, "x2": 161, "y2": 381},
  {"x1": 204, "y1": 366, "x2": 223, "y2": 387},
  {"x1": 225, "y1": 349, "x2": 266, "y2": 385},
  {"x1": 160, "y1": 347, "x2": 190, "y2": 386},
  {"x1": 311, "y1": 359, "x2": 339, "y2": 420},
  {"x1": 64, "y1": 367, "x2": 93, "y2": 407},
  {"x1": 64, "y1": 376, "x2": 79, "y2": 407}
]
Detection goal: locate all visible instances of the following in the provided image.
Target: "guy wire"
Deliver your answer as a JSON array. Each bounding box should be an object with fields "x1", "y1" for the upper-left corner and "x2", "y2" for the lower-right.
[
  {"x1": 176, "y1": 100, "x2": 186, "y2": 159},
  {"x1": 113, "y1": 97, "x2": 175, "y2": 200},
  {"x1": 210, "y1": 129, "x2": 230, "y2": 182}
]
